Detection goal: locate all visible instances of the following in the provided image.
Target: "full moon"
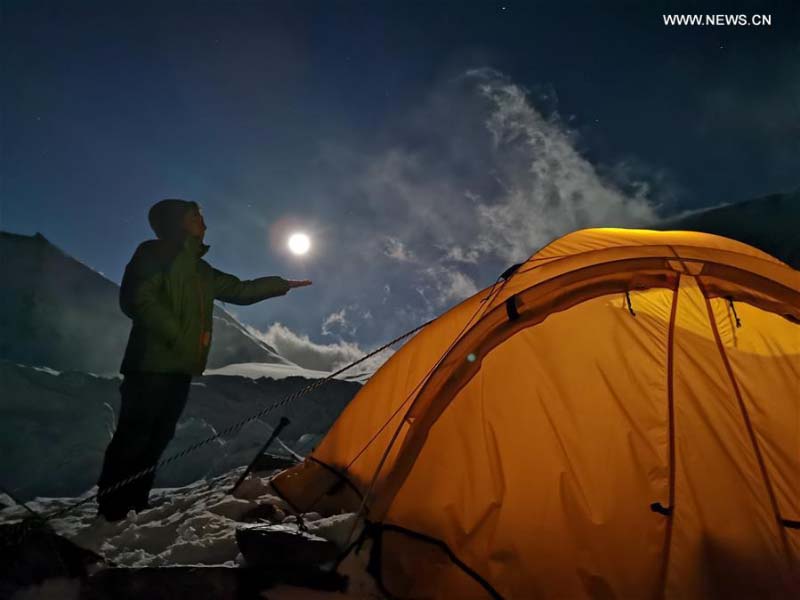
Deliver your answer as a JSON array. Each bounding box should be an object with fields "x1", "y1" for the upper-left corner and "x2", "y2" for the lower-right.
[{"x1": 288, "y1": 232, "x2": 311, "y2": 255}]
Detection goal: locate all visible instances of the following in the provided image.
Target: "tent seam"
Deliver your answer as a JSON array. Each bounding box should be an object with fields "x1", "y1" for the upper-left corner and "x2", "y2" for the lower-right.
[{"x1": 656, "y1": 273, "x2": 680, "y2": 599}]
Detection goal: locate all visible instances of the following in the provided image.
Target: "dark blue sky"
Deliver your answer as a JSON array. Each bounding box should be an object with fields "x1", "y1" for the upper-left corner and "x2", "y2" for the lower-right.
[{"x1": 2, "y1": 0, "x2": 798, "y2": 365}]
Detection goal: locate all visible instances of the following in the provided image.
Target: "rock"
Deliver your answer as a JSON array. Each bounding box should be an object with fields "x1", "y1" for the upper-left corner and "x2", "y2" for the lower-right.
[
  {"x1": 0, "y1": 518, "x2": 106, "y2": 597},
  {"x1": 235, "y1": 524, "x2": 339, "y2": 568}
]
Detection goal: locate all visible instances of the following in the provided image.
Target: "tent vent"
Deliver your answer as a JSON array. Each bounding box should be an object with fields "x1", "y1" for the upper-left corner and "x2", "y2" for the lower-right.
[
  {"x1": 505, "y1": 295, "x2": 520, "y2": 321},
  {"x1": 625, "y1": 291, "x2": 636, "y2": 317},
  {"x1": 650, "y1": 502, "x2": 672, "y2": 516},
  {"x1": 499, "y1": 262, "x2": 523, "y2": 280}
]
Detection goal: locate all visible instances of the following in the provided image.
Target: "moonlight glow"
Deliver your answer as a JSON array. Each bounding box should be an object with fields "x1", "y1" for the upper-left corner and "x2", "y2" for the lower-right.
[{"x1": 288, "y1": 232, "x2": 311, "y2": 255}]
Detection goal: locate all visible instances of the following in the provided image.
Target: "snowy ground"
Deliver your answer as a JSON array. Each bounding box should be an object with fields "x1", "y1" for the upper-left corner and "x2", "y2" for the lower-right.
[{"x1": 1, "y1": 468, "x2": 384, "y2": 599}]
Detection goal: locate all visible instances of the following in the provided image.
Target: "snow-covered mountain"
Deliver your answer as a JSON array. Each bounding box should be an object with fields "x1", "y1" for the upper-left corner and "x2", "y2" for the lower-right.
[{"x1": 0, "y1": 231, "x2": 293, "y2": 375}]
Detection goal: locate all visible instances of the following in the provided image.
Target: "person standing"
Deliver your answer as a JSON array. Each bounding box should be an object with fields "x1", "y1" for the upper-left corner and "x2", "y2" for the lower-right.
[{"x1": 97, "y1": 199, "x2": 311, "y2": 521}]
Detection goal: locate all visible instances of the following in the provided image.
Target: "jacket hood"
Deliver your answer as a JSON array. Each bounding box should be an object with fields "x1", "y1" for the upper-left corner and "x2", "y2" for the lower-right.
[{"x1": 148, "y1": 199, "x2": 198, "y2": 242}]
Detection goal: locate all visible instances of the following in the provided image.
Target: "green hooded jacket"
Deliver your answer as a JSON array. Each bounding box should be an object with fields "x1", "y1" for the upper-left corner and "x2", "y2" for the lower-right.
[{"x1": 119, "y1": 235, "x2": 290, "y2": 375}]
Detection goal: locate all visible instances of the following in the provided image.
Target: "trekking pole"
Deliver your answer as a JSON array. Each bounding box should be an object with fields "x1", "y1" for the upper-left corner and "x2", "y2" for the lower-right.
[{"x1": 229, "y1": 416, "x2": 291, "y2": 495}]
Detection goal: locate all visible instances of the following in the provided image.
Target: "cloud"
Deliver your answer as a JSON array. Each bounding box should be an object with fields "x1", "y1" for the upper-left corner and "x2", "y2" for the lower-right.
[
  {"x1": 423, "y1": 265, "x2": 479, "y2": 305},
  {"x1": 383, "y1": 236, "x2": 416, "y2": 262},
  {"x1": 441, "y1": 244, "x2": 481, "y2": 264},
  {"x1": 466, "y1": 68, "x2": 657, "y2": 262},
  {"x1": 247, "y1": 322, "x2": 394, "y2": 373},
  {"x1": 320, "y1": 304, "x2": 375, "y2": 337},
  {"x1": 321, "y1": 308, "x2": 351, "y2": 336}
]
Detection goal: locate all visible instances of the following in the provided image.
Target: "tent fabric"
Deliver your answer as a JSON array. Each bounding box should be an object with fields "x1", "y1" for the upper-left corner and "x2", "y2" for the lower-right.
[{"x1": 271, "y1": 228, "x2": 800, "y2": 598}]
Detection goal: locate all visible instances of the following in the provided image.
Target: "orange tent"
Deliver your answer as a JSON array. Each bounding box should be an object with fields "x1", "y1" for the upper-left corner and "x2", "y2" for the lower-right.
[{"x1": 272, "y1": 229, "x2": 800, "y2": 598}]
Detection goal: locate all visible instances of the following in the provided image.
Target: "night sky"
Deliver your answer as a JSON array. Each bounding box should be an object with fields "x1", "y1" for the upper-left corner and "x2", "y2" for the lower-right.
[{"x1": 3, "y1": 1, "x2": 798, "y2": 369}]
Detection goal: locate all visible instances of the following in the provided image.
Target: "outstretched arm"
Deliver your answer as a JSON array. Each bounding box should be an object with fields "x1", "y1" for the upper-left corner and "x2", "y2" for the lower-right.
[{"x1": 213, "y1": 269, "x2": 310, "y2": 305}]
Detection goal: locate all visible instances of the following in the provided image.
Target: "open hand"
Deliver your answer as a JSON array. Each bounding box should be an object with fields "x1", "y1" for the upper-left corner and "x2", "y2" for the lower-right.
[{"x1": 287, "y1": 279, "x2": 313, "y2": 289}]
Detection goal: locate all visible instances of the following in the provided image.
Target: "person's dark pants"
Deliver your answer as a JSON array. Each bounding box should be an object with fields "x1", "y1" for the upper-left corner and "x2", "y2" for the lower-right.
[{"x1": 96, "y1": 372, "x2": 191, "y2": 521}]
